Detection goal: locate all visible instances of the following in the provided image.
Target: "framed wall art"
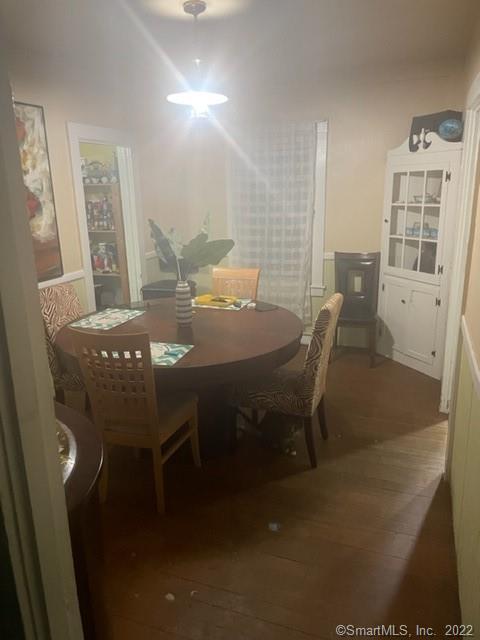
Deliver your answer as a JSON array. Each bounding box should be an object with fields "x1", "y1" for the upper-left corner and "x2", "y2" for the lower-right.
[{"x1": 14, "y1": 102, "x2": 63, "y2": 281}]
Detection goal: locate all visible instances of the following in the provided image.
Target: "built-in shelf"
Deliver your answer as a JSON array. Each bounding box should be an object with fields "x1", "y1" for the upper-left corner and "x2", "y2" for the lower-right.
[
  {"x1": 83, "y1": 182, "x2": 118, "y2": 188},
  {"x1": 82, "y1": 168, "x2": 129, "y2": 307},
  {"x1": 92, "y1": 272, "x2": 121, "y2": 277}
]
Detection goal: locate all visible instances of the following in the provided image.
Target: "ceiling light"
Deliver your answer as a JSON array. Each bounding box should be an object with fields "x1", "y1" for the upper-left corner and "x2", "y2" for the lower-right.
[
  {"x1": 166, "y1": 0, "x2": 228, "y2": 118},
  {"x1": 167, "y1": 90, "x2": 228, "y2": 118}
]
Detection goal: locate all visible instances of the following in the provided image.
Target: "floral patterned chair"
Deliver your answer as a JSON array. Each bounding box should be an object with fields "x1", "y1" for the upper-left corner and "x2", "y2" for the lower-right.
[
  {"x1": 228, "y1": 293, "x2": 343, "y2": 467},
  {"x1": 39, "y1": 283, "x2": 85, "y2": 405}
]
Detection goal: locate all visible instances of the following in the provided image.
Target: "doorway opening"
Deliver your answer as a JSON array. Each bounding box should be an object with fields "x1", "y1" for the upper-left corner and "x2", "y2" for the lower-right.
[
  {"x1": 68, "y1": 124, "x2": 144, "y2": 311},
  {"x1": 80, "y1": 142, "x2": 129, "y2": 308}
]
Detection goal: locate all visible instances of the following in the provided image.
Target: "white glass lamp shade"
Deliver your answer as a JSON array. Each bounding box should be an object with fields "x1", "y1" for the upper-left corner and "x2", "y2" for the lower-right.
[{"x1": 166, "y1": 90, "x2": 228, "y2": 118}]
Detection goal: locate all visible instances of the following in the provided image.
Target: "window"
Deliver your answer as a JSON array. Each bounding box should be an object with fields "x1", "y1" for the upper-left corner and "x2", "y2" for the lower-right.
[{"x1": 228, "y1": 121, "x2": 327, "y2": 321}]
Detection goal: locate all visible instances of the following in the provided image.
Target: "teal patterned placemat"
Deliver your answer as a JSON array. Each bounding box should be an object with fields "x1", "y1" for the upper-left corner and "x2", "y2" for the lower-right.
[
  {"x1": 150, "y1": 342, "x2": 193, "y2": 366},
  {"x1": 192, "y1": 298, "x2": 251, "y2": 311},
  {"x1": 69, "y1": 307, "x2": 145, "y2": 330}
]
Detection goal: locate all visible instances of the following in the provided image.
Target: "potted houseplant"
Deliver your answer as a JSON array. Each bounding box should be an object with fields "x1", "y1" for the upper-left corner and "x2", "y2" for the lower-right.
[{"x1": 147, "y1": 216, "x2": 235, "y2": 299}]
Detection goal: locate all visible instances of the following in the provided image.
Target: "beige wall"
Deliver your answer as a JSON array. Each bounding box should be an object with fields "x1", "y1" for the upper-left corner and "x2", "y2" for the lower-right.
[
  {"x1": 466, "y1": 18, "x2": 480, "y2": 93},
  {"x1": 281, "y1": 63, "x2": 464, "y2": 254}
]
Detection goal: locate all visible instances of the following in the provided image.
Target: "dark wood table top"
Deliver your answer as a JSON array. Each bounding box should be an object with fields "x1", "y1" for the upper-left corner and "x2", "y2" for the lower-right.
[
  {"x1": 56, "y1": 402, "x2": 103, "y2": 513},
  {"x1": 56, "y1": 299, "x2": 303, "y2": 390}
]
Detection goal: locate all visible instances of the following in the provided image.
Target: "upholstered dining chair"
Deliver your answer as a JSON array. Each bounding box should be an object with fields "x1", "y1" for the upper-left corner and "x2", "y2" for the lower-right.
[
  {"x1": 229, "y1": 293, "x2": 343, "y2": 468},
  {"x1": 39, "y1": 283, "x2": 86, "y2": 408},
  {"x1": 71, "y1": 330, "x2": 200, "y2": 513},
  {"x1": 212, "y1": 267, "x2": 260, "y2": 300}
]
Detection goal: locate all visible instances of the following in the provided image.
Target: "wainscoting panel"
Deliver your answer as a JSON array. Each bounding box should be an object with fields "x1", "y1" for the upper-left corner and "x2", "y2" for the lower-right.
[{"x1": 450, "y1": 320, "x2": 480, "y2": 629}]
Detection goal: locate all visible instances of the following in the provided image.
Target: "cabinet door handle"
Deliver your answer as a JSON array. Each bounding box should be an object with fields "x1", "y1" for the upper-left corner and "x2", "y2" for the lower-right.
[{"x1": 401, "y1": 299, "x2": 406, "y2": 304}]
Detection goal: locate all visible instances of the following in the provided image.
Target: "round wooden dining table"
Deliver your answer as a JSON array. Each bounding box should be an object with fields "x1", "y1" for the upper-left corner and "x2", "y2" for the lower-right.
[{"x1": 56, "y1": 298, "x2": 303, "y2": 454}]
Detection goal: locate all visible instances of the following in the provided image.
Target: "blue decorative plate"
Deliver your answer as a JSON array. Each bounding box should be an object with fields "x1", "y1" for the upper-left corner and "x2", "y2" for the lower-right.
[{"x1": 438, "y1": 118, "x2": 463, "y2": 141}]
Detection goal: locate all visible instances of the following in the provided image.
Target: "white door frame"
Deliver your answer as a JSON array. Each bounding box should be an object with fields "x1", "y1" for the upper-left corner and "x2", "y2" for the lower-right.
[
  {"x1": 311, "y1": 120, "x2": 328, "y2": 296},
  {"x1": 67, "y1": 123, "x2": 145, "y2": 311},
  {"x1": 443, "y1": 73, "x2": 480, "y2": 476},
  {"x1": 441, "y1": 74, "x2": 480, "y2": 415},
  {"x1": 0, "y1": 46, "x2": 83, "y2": 639}
]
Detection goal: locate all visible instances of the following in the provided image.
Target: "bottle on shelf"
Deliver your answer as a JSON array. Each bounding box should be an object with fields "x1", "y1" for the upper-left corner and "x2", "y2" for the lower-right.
[
  {"x1": 107, "y1": 243, "x2": 118, "y2": 273},
  {"x1": 98, "y1": 242, "x2": 110, "y2": 272},
  {"x1": 109, "y1": 201, "x2": 114, "y2": 230},
  {"x1": 86, "y1": 201, "x2": 93, "y2": 230},
  {"x1": 101, "y1": 197, "x2": 108, "y2": 230},
  {"x1": 93, "y1": 201, "x2": 100, "y2": 230}
]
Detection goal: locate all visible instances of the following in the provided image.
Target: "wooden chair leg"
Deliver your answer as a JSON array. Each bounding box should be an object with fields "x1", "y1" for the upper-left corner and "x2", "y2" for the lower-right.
[
  {"x1": 304, "y1": 417, "x2": 317, "y2": 468},
  {"x1": 317, "y1": 396, "x2": 328, "y2": 440},
  {"x1": 189, "y1": 413, "x2": 201, "y2": 468},
  {"x1": 369, "y1": 322, "x2": 377, "y2": 368},
  {"x1": 98, "y1": 446, "x2": 109, "y2": 504},
  {"x1": 152, "y1": 447, "x2": 166, "y2": 515}
]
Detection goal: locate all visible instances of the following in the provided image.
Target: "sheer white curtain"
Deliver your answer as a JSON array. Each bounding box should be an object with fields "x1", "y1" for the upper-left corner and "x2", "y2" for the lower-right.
[{"x1": 228, "y1": 122, "x2": 317, "y2": 321}]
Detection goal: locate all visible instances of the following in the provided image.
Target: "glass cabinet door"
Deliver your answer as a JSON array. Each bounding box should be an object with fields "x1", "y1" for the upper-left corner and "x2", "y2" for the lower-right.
[{"x1": 388, "y1": 169, "x2": 442, "y2": 277}]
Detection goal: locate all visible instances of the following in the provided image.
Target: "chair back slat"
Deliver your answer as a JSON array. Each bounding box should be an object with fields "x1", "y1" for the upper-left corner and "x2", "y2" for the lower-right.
[
  {"x1": 71, "y1": 331, "x2": 158, "y2": 437},
  {"x1": 212, "y1": 267, "x2": 260, "y2": 300},
  {"x1": 303, "y1": 293, "x2": 343, "y2": 414}
]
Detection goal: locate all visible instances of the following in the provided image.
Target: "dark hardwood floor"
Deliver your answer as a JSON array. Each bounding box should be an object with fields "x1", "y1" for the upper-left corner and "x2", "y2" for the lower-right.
[{"x1": 100, "y1": 350, "x2": 460, "y2": 640}]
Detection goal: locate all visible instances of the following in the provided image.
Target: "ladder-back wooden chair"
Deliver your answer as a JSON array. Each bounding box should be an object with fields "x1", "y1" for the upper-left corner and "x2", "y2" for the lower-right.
[
  {"x1": 71, "y1": 330, "x2": 200, "y2": 513},
  {"x1": 229, "y1": 293, "x2": 343, "y2": 468},
  {"x1": 39, "y1": 283, "x2": 86, "y2": 409},
  {"x1": 212, "y1": 267, "x2": 260, "y2": 300}
]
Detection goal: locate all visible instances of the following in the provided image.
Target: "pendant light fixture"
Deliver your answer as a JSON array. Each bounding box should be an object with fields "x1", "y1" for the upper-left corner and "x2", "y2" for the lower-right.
[{"x1": 166, "y1": 0, "x2": 228, "y2": 118}]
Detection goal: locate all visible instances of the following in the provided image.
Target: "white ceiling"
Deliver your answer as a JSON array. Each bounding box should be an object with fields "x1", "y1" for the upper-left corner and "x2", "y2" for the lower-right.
[
  {"x1": 135, "y1": 0, "x2": 480, "y2": 81},
  {"x1": 2, "y1": 0, "x2": 479, "y2": 98}
]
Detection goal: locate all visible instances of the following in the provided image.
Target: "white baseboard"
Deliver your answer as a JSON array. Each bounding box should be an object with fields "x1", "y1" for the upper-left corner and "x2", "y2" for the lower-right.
[
  {"x1": 461, "y1": 315, "x2": 480, "y2": 398},
  {"x1": 37, "y1": 270, "x2": 85, "y2": 289}
]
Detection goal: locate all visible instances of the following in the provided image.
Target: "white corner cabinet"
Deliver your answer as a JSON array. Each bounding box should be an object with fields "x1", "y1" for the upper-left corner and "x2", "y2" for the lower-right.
[{"x1": 377, "y1": 134, "x2": 463, "y2": 379}]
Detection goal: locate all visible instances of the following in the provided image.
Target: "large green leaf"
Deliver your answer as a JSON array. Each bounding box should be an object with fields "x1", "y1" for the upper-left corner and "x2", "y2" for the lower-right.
[
  {"x1": 182, "y1": 236, "x2": 234, "y2": 268},
  {"x1": 181, "y1": 232, "x2": 208, "y2": 258},
  {"x1": 148, "y1": 219, "x2": 176, "y2": 267},
  {"x1": 149, "y1": 220, "x2": 234, "y2": 278}
]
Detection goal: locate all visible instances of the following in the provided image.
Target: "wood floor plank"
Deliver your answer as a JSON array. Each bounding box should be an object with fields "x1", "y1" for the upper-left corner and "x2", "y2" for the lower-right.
[
  {"x1": 100, "y1": 351, "x2": 460, "y2": 640},
  {"x1": 111, "y1": 616, "x2": 187, "y2": 640}
]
